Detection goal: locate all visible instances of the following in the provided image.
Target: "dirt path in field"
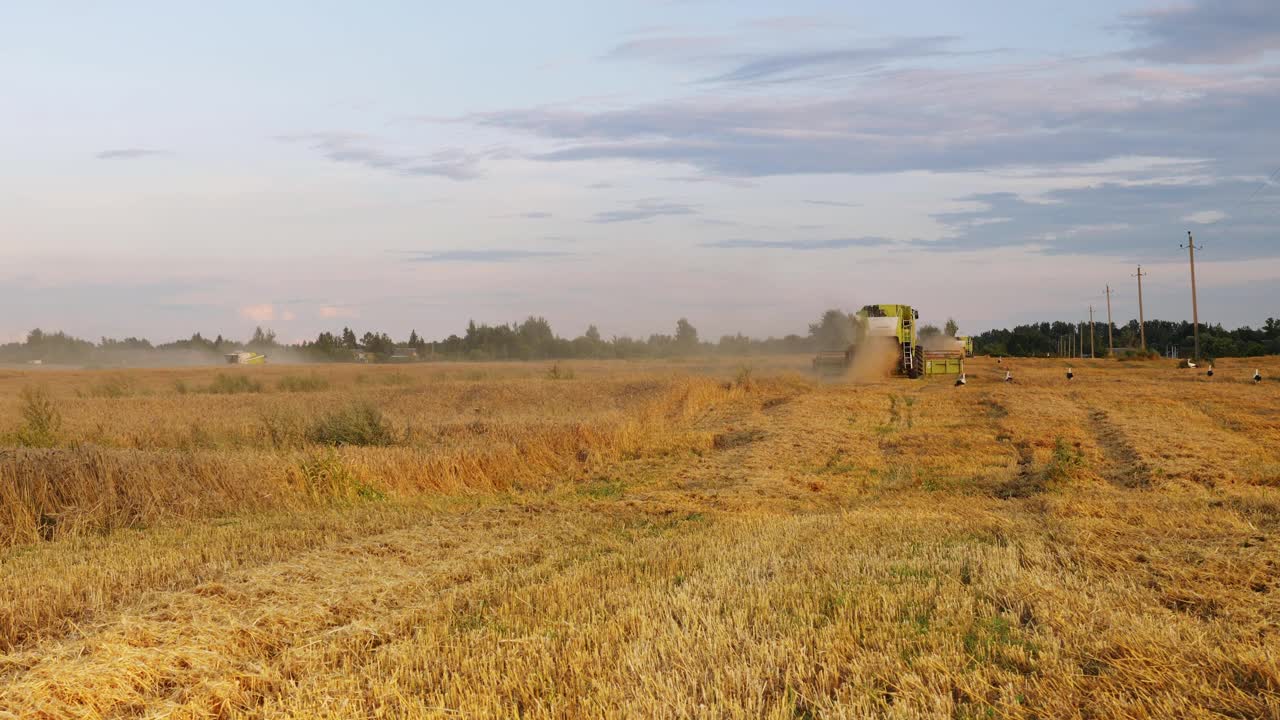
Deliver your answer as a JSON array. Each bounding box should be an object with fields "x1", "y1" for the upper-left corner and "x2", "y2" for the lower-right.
[{"x1": 1088, "y1": 409, "x2": 1153, "y2": 489}]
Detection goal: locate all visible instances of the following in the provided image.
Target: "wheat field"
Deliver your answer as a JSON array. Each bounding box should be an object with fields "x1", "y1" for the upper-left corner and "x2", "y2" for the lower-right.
[{"x1": 0, "y1": 356, "x2": 1277, "y2": 719}]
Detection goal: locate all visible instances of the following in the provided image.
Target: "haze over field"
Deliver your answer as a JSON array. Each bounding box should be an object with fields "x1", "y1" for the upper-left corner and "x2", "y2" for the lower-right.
[{"x1": 3, "y1": 1, "x2": 1278, "y2": 342}]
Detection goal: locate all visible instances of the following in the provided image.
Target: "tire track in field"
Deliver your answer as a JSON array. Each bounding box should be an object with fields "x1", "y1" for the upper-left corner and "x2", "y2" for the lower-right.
[{"x1": 1087, "y1": 409, "x2": 1153, "y2": 489}]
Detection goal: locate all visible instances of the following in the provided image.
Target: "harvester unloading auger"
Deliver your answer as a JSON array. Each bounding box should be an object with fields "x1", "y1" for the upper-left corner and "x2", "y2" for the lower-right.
[{"x1": 812, "y1": 304, "x2": 964, "y2": 378}]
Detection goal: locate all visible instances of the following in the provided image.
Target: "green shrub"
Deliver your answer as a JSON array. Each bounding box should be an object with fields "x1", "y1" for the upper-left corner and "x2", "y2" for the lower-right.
[
  {"x1": 277, "y1": 373, "x2": 330, "y2": 392},
  {"x1": 16, "y1": 387, "x2": 62, "y2": 447},
  {"x1": 205, "y1": 373, "x2": 263, "y2": 394},
  {"x1": 82, "y1": 375, "x2": 141, "y2": 399},
  {"x1": 297, "y1": 449, "x2": 385, "y2": 503},
  {"x1": 306, "y1": 401, "x2": 398, "y2": 446}
]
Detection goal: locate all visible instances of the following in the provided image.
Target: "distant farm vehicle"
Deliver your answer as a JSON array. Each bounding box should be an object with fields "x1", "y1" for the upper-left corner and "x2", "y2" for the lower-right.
[
  {"x1": 224, "y1": 352, "x2": 267, "y2": 365},
  {"x1": 813, "y1": 304, "x2": 964, "y2": 379}
]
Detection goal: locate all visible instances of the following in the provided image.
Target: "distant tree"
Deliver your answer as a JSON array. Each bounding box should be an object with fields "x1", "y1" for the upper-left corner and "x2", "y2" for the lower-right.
[
  {"x1": 808, "y1": 309, "x2": 855, "y2": 350},
  {"x1": 585, "y1": 325, "x2": 601, "y2": 343},
  {"x1": 360, "y1": 331, "x2": 395, "y2": 358},
  {"x1": 919, "y1": 324, "x2": 942, "y2": 338},
  {"x1": 248, "y1": 326, "x2": 277, "y2": 349},
  {"x1": 675, "y1": 318, "x2": 699, "y2": 353},
  {"x1": 341, "y1": 327, "x2": 358, "y2": 349},
  {"x1": 944, "y1": 318, "x2": 959, "y2": 337}
]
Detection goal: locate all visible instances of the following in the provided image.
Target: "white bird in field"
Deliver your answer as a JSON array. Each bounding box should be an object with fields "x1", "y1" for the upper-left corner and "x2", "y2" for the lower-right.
[
  {"x1": 1188, "y1": 360, "x2": 1198, "y2": 369},
  {"x1": 1066, "y1": 367, "x2": 1074, "y2": 381},
  {"x1": 1207, "y1": 366, "x2": 1214, "y2": 378},
  {"x1": 1004, "y1": 371, "x2": 1014, "y2": 383},
  {"x1": 1255, "y1": 369, "x2": 1263, "y2": 384},
  {"x1": 955, "y1": 373, "x2": 967, "y2": 387}
]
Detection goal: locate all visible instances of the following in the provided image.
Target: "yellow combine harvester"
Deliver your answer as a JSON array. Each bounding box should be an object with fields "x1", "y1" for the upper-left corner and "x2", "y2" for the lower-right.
[
  {"x1": 224, "y1": 352, "x2": 267, "y2": 365},
  {"x1": 813, "y1": 304, "x2": 964, "y2": 378}
]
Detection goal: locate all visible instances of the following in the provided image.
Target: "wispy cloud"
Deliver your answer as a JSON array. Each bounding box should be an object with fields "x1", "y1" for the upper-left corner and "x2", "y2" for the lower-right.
[
  {"x1": 704, "y1": 35, "x2": 960, "y2": 84},
  {"x1": 402, "y1": 249, "x2": 570, "y2": 263},
  {"x1": 1183, "y1": 210, "x2": 1227, "y2": 224},
  {"x1": 95, "y1": 148, "x2": 169, "y2": 160},
  {"x1": 319, "y1": 305, "x2": 358, "y2": 319},
  {"x1": 702, "y1": 237, "x2": 892, "y2": 250},
  {"x1": 277, "y1": 133, "x2": 485, "y2": 180},
  {"x1": 1123, "y1": 0, "x2": 1280, "y2": 65},
  {"x1": 590, "y1": 199, "x2": 698, "y2": 223},
  {"x1": 239, "y1": 304, "x2": 276, "y2": 322},
  {"x1": 805, "y1": 199, "x2": 862, "y2": 208}
]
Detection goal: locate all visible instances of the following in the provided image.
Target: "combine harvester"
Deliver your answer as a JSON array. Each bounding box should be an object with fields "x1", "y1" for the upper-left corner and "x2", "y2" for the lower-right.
[
  {"x1": 224, "y1": 351, "x2": 267, "y2": 365},
  {"x1": 812, "y1": 304, "x2": 964, "y2": 379}
]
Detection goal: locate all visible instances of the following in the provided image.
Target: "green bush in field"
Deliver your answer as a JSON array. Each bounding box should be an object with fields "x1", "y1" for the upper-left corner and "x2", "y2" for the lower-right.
[
  {"x1": 16, "y1": 387, "x2": 62, "y2": 448},
  {"x1": 306, "y1": 401, "x2": 398, "y2": 447},
  {"x1": 204, "y1": 374, "x2": 263, "y2": 394},
  {"x1": 277, "y1": 373, "x2": 330, "y2": 392}
]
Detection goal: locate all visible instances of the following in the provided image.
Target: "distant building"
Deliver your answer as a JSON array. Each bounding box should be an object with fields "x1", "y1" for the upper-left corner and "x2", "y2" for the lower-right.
[{"x1": 389, "y1": 346, "x2": 419, "y2": 362}]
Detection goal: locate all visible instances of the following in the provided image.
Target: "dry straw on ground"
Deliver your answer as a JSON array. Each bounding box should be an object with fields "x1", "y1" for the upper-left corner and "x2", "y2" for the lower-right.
[{"x1": 0, "y1": 356, "x2": 1277, "y2": 718}]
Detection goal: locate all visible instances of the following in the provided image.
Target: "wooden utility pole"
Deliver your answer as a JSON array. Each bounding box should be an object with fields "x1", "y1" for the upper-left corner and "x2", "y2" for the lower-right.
[
  {"x1": 1182, "y1": 231, "x2": 1202, "y2": 361},
  {"x1": 1105, "y1": 284, "x2": 1115, "y2": 355},
  {"x1": 1133, "y1": 266, "x2": 1148, "y2": 352},
  {"x1": 1089, "y1": 306, "x2": 1096, "y2": 358}
]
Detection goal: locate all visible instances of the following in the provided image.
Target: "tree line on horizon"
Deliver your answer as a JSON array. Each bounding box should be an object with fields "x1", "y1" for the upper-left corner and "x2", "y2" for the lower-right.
[
  {"x1": 3, "y1": 312, "x2": 1278, "y2": 365},
  {"x1": 975, "y1": 318, "x2": 1280, "y2": 358}
]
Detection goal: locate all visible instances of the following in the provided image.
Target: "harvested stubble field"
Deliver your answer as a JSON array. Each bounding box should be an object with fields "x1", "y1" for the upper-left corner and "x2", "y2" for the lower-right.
[{"x1": 1, "y1": 355, "x2": 1278, "y2": 719}]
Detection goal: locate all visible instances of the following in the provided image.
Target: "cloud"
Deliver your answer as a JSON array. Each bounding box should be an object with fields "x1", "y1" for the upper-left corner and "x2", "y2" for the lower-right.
[
  {"x1": 704, "y1": 35, "x2": 960, "y2": 84},
  {"x1": 469, "y1": 56, "x2": 1280, "y2": 181},
  {"x1": 606, "y1": 34, "x2": 731, "y2": 61},
  {"x1": 1123, "y1": 0, "x2": 1280, "y2": 65},
  {"x1": 277, "y1": 133, "x2": 483, "y2": 180},
  {"x1": 590, "y1": 199, "x2": 698, "y2": 223},
  {"x1": 95, "y1": 148, "x2": 169, "y2": 160},
  {"x1": 1183, "y1": 210, "x2": 1226, "y2": 224},
  {"x1": 403, "y1": 249, "x2": 570, "y2": 263},
  {"x1": 239, "y1": 304, "x2": 275, "y2": 322},
  {"x1": 319, "y1": 306, "x2": 358, "y2": 319},
  {"x1": 928, "y1": 179, "x2": 1279, "y2": 259},
  {"x1": 805, "y1": 199, "x2": 862, "y2": 208},
  {"x1": 702, "y1": 237, "x2": 892, "y2": 250}
]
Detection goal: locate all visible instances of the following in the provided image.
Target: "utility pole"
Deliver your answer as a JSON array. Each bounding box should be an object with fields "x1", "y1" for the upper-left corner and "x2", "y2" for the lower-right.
[
  {"x1": 1133, "y1": 266, "x2": 1148, "y2": 352},
  {"x1": 1105, "y1": 284, "x2": 1114, "y2": 356},
  {"x1": 1182, "y1": 231, "x2": 1202, "y2": 362},
  {"x1": 1089, "y1": 306, "x2": 1096, "y2": 359}
]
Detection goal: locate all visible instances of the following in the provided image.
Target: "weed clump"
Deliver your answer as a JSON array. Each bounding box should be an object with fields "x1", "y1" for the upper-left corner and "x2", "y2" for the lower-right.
[
  {"x1": 15, "y1": 387, "x2": 62, "y2": 447},
  {"x1": 206, "y1": 374, "x2": 263, "y2": 394},
  {"x1": 81, "y1": 375, "x2": 141, "y2": 399},
  {"x1": 547, "y1": 363, "x2": 575, "y2": 380},
  {"x1": 277, "y1": 373, "x2": 330, "y2": 392},
  {"x1": 306, "y1": 401, "x2": 398, "y2": 446},
  {"x1": 296, "y1": 449, "x2": 386, "y2": 502}
]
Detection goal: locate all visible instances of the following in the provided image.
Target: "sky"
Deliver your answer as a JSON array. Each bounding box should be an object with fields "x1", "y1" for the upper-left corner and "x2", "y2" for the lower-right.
[{"x1": 2, "y1": 0, "x2": 1278, "y2": 344}]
